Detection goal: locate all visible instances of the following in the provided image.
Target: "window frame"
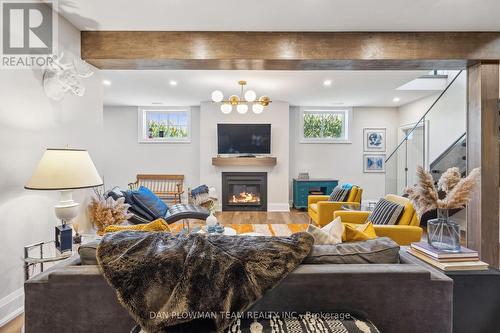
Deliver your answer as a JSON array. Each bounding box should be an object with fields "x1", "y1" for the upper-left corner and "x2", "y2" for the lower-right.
[
  {"x1": 138, "y1": 106, "x2": 191, "y2": 144},
  {"x1": 299, "y1": 107, "x2": 352, "y2": 144}
]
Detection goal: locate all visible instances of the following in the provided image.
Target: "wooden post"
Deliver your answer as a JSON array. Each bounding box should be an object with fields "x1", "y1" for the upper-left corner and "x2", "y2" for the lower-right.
[{"x1": 467, "y1": 62, "x2": 500, "y2": 267}]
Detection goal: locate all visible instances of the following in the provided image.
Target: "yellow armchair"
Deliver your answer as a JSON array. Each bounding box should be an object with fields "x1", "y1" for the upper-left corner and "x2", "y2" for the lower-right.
[
  {"x1": 308, "y1": 186, "x2": 363, "y2": 227},
  {"x1": 334, "y1": 194, "x2": 423, "y2": 245}
]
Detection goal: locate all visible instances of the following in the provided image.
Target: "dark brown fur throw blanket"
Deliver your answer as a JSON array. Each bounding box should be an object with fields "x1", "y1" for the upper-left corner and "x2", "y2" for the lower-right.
[{"x1": 97, "y1": 231, "x2": 313, "y2": 333}]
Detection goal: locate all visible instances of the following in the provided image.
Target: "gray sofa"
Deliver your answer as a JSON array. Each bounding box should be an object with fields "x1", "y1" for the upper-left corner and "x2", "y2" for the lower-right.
[{"x1": 25, "y1": 250, "x2": 453, "y2": 333}]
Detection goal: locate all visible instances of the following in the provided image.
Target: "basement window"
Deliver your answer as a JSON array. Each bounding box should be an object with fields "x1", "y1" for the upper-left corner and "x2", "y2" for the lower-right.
[
  {"x1": 138, "y1": 107, "x2": 191, "y2": 143},
  {"x1": 300, "y1": 107, "x2": 352, "y2": 143}
]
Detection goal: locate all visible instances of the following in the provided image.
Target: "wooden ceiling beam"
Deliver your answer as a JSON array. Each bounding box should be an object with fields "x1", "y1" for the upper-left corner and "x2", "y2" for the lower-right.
[{"x1": 81, "y1": 31, "x2": 500, "y2": 70}]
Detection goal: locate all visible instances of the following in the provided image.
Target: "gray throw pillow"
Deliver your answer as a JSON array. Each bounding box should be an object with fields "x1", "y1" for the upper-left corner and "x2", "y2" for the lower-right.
[
  {"x1": 303, "y1": 237, "x2": 400, "y2": 264},
  {"x1": 78, "y1": 240, "x2": 100, "y2": 265}
]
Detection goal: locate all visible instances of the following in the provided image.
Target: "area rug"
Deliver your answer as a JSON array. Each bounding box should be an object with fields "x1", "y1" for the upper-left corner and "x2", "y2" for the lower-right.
[{"x1": 169, "y1": 223, "x2": 310, "y2": 236}]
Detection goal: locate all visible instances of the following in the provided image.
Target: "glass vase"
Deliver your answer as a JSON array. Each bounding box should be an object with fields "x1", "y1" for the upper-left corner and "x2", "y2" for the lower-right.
[{"x1": 427, "y1": 209, "x2": 461, "y2": 252}]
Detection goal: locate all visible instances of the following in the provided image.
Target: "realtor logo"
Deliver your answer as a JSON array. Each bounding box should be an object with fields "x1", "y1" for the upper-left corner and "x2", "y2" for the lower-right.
[{"x1": 1, "y1": 0, "x2": 57, "y2": 68}]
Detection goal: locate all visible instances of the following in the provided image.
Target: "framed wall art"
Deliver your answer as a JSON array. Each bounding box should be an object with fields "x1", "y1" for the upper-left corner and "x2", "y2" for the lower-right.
[{"x1": 363, "y1": 128, "x2": 386, "y2": 151}]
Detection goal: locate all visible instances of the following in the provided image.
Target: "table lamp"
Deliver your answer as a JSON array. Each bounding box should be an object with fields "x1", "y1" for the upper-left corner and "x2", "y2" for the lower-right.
[{"x1": 25, "y1": 148, "x2": 103, "y2": 252}]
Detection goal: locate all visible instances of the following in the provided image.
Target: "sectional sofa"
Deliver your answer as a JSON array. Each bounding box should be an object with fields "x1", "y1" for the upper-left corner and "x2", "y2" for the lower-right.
[{"x1": 25, "y1": 244, "x2": 452, "y2": 333}]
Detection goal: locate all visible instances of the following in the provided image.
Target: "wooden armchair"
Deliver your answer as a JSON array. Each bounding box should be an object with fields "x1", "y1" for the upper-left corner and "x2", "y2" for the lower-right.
[{"x1": 128, "y1": 174, "x2": 184, "y2": 204}]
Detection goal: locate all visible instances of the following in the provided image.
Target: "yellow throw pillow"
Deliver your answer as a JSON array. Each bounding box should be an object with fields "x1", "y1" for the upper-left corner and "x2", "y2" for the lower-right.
[
  {"x1": 104, "y1": 218, "x2": 171, "y2": 233},
  {"x1": 343, "y1": 222, "x2": 377, "y2": 242}
]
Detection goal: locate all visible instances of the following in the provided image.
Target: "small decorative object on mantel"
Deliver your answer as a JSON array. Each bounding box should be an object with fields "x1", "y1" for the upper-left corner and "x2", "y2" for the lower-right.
[
  {"x1": 298, "y1": 172, "x2": 310, "y2": 180},
  {"x1": 211, "y1": 80, "x2": 272, "y2": 114},
  {"x1": 88, "y1": 187, "x2": 133, "y2": 235},
  {"x1": 405, "y1": 166, "x2": 480, "y2": 252}
]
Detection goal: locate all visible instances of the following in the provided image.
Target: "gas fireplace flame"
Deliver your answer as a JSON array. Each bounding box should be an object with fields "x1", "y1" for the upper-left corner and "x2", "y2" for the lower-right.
[{"x1": 230, "y1": 192, "x2": 260, "y2": 204}]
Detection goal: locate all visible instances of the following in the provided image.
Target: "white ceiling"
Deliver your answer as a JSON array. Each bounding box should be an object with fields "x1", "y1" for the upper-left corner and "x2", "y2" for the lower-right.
[
  {"x1": 102, "y1": 70, "x2": 443, "y2": 107},
  {"x1": 59, "y1": 0, "x2": 500, "y2": 31}
]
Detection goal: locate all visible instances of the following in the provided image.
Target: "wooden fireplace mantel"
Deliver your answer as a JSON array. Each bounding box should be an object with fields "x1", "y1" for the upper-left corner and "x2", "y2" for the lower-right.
[{"x1": 212, "y1": 156, "x2": 277, "y2": 167}]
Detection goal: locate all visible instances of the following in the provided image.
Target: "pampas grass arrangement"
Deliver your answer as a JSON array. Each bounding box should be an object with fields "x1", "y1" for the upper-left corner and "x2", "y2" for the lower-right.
[
  {"x1": 405, "y1": 166, "x2": 480, "y2": 218},
  {"x1": 88, "y1": 188, "x2": 133, "y2": 235}
]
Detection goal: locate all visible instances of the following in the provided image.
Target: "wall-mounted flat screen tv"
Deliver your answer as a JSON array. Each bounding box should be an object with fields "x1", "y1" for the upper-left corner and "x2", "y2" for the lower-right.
[{"x1": 217, "y1": 124, "x2": 271, "y2": 155}]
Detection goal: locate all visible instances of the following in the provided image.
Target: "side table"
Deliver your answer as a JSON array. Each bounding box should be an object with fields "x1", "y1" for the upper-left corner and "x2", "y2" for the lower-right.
[
  {"x1": 24, "y1": 240, "x2": 71, "y2": 280},
  {"x1": 402, "y1": 247, "x2": 500, "y2": 333}
]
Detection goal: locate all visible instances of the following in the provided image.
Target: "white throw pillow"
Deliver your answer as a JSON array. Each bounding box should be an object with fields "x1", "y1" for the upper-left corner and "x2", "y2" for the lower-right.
[{"x1": 307, "y1": 217, "x2": 343, "y2": 245}]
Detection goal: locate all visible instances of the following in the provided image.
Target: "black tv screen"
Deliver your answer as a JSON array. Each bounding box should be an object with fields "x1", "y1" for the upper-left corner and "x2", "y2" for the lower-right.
[{"x1": 217, "y1": 124, "x2": 271, "y2": 154}]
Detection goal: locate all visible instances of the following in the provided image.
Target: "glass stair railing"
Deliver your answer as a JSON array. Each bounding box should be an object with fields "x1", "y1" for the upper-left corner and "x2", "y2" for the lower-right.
[
  {"x1": 385, "y1": 69, "x2": 468, "y2": 237},
  {"x1": 429, "y1": 133, "x2": 466, "y2": 183},
  {"x1": 385, "y1": 70, "x2": 466, "y2": 195}
]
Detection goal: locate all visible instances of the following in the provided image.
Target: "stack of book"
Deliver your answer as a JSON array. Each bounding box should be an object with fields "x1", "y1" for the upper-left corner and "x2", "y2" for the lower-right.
[{"x1": 408, "y1": 242, "x2": 489, "y2": 271}]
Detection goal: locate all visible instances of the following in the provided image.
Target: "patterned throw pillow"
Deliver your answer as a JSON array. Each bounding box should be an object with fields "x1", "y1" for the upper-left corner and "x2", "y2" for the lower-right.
[
  {"x1": 328, "y1": 186, "x2": 350, "y2": 202},
  {"x1": 226, "y1": 314, "x2": 380, "y2": 333},
  {"x1": 368, "y1": 198, "x2": 404, "y2": 225}
]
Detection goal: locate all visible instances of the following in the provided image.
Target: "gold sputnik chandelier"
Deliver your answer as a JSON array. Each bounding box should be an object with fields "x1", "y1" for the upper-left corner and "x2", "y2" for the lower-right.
[{"x1": 211, "y1": 80, "x2": 271, "y2": 114}]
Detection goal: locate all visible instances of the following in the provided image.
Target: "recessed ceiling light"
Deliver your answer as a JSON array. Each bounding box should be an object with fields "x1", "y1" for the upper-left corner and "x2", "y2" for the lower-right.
[
  {"x1": 169, "y1": 80, "x2": 178, "y2": 86},
  {"x1": 323, "y1": 80, "x2": 332, "y2": 86},
  {"x1": 393, "y1": 97, "x2": 400, "y2": 103},
  {"x1": 102, "y1": 79, "x2": 111, "y2": 86},
  {"x1": 151, "y1": 102, "x2": 164, "y2": 105}
]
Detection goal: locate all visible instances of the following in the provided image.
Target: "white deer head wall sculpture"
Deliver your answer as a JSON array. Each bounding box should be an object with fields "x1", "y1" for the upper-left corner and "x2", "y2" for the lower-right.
[{"x1": 43, "y1": 53, "x2": 94, "y2": 101}]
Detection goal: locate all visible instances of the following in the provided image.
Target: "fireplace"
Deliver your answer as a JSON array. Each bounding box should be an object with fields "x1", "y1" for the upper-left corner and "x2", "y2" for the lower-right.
[{"x1": 222, "y1": 172, "x2": 267, "y2": 211}]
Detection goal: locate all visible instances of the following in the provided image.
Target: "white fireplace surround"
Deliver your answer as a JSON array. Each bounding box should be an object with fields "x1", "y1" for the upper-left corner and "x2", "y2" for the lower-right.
[{"x1": 199, "y1": 101, "x2": 290, "y2": 212}]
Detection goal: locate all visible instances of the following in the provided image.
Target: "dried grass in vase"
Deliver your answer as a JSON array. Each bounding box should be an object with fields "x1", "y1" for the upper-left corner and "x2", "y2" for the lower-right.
[
  {"x1": 405, "y1": 166, "x2": 480, "y2": 218},
  {"x1": 88, "y1": 188, "x2": 133, "y2": 235}
]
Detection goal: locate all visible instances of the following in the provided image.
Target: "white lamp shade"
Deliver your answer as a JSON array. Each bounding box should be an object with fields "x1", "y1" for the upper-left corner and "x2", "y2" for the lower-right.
[
  {"x1": 252, "y1": 103, "x2": 264, "y2": 114},
  {"x1": 236, "y1": 104, "x2": 248, "y2": 114},
  {"x1": 220, "y1": 103, "x2": 232, "y2": 114},
  {"x1": 25, "y1": 149, "x2": 103, "y2": 190},
  {"x1": 244, "y1": 90, "x2": 257, "y2": 102},
  {"x1": 211, "y1": 90, "x2": 224, "y2": 103}
]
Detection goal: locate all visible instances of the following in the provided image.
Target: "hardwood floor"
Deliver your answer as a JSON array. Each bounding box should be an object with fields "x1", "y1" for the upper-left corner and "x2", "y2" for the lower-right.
[
  {"x1": 172, "y1": 209, "x2": 309, "y2": 231},
  {"x1": 214, "y1": 209, "x2": 309, "y2": 225},
  {"x1": 0, "y1": 314, "x2": 23, "y2": 333}
]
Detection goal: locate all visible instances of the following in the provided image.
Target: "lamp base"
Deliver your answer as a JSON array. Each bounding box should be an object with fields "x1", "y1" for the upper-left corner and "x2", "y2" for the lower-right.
[{"x1": 55, "y1": 224, "x2": 73, "y2": 253}]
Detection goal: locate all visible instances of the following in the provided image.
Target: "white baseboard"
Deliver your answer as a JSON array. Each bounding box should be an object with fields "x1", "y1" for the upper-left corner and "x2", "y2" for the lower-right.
[
  {"x1": 267, "y1": 203, "x2": 291, "y2": 212},
  {"x1": 0, "y1": 288, "x2": 24, "y2": 327}
]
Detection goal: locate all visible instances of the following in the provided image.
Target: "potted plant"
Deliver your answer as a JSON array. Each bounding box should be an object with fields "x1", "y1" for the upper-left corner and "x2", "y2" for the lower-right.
[
  {"x1": 147, "y1": 120, "x2": 154, "y2": 138},
  {"x1": 158, "y1": 123, "x2": 167, "y2": 138},
  {"x1": 405, "y1": 166, "x2": 480, "y2": 252}
]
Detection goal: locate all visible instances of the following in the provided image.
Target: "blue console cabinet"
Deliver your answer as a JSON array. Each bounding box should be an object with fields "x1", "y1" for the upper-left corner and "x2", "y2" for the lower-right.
[{"x1": 292, "y1": 178, "x2": 339, "y2": 210}]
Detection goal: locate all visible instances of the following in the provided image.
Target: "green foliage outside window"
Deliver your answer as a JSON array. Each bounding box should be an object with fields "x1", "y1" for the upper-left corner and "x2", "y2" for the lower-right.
[
  {"x1": 147, "y1": 120, "x2": 188, "y2": 138},
  {"x1": 303, "y1": 112, "x2": 343, "y2": 139}
]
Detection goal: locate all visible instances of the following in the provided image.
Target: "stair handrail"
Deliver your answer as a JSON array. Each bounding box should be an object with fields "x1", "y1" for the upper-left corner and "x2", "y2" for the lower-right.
[{"x1": 385, "y1": 70, "x2": 464, "y2": 163}]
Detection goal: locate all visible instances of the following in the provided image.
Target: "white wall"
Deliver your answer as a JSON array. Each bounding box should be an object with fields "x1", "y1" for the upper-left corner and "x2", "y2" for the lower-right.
[
  {"x1": 0, "y1": 16, "x2": 103, "y2": 325},
  {"x1": 102, "y1": 106, "x2": 200, "y2": 192},
  {"x1": 398, "y1": 72, "x2": 467, "y2": 163},
  {"x1": 289, "y1": 106, "x2": 398, "y2": 201},
  {"x1": 199, "y1": 101, "x2": 290, "y2": 211}
]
